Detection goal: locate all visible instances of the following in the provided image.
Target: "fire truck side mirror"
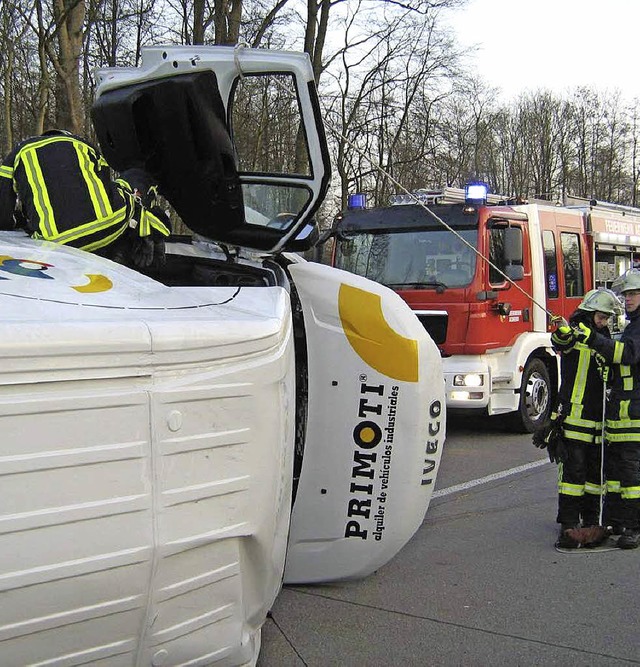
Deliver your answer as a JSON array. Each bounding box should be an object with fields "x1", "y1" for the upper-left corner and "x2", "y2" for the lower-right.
[
  {"x1": 504, "y1": 264, "x2": 524, "y2": 281},
  {"x1": 503, "y1": 227, "x2": 523, "y2": 264}
]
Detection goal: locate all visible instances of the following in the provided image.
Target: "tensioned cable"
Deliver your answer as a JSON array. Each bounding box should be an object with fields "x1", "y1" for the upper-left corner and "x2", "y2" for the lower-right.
[
  {"x1": 250, "y1": 52, "x2": 559, "y2": 320},
  {"x1": 321, "y1": 115, "x2": 558, "y2": 318}
]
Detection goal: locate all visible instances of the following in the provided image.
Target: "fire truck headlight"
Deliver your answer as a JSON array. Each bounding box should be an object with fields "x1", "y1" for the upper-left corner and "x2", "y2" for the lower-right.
[
  {"x1": 453, "y1": 373, "x2": 484, "y2": 387},
  {"x1": 450, "y1": 390, "x2": 484, "y2": 401}
]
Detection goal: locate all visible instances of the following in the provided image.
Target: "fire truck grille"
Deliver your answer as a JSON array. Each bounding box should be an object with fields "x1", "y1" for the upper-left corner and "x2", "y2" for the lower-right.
[{"x1": 415, "y1": 313, "x2": 447, "y2": 345}]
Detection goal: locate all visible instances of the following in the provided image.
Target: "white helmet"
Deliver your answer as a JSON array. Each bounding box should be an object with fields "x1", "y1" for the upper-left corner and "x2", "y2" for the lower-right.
[
  {"x1": 577, "y1": 287, "x2": 623, "y2": 316},
  {"x1": 612, "y1": 269, "x2": 640, "y2": 295}
]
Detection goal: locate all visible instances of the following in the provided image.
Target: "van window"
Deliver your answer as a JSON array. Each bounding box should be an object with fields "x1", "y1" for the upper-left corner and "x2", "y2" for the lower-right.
[
  {"x1": 543, "y1": 230, "x2": 559, "y2": 299},
  {"x1": 560, "y1": 232, "x2": 584, "y2": 297}
]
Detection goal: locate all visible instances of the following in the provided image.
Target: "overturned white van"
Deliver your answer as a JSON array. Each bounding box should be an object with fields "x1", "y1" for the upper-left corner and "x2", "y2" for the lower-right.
[{"x1": 0, "y1": 45, "x2": 445, "y2": 666}]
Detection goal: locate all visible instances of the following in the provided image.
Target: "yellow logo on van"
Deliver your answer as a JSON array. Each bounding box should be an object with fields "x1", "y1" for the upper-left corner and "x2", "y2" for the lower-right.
[
  {"x1": 72, "y1": 274, "x2": 113, "y2": 293},
  {"x1": 338, "y1": 283, "x2": 419, "y2": 382}
]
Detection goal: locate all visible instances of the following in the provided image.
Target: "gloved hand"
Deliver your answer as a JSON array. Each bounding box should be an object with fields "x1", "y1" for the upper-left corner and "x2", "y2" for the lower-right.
[
  {"x1": 533, "y1": 418, "x2": 558, "y2": 450},
  {"x1": 550, "y1": 315, "x2": 569, "y2": 329},
  {"x1": 533, "y1": 417, "x2": 568, "y2": 464},
  {"x1": 594, "y1": 352, "x2": 610, "y2": 382},
  {"x1": 572, "y1": 322, "x2": 596, "y2": 346},
  {"x1": 547, "y1": 435, "x2": 568, "y2": 464},
  {"x1": 130, "y1": 235, "x2": 154, "y2": 269}
]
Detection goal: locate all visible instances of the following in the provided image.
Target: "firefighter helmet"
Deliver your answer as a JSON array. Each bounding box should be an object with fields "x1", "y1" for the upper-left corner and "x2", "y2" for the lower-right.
[
  {"x1": 612, "y1": 268, "x2": 640, "y2": 295},
  {"x1": 41, "y1": 129, "x2": 73, "y2": 137},
  {"x1": 577, "y1": 288, "x2": 623, "y2": 316}
]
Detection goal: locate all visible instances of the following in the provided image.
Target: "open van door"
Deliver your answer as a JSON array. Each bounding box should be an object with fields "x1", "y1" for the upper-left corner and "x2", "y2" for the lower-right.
[{"x1": 93, "y1": 46, "x2": 330, "y2": 253}]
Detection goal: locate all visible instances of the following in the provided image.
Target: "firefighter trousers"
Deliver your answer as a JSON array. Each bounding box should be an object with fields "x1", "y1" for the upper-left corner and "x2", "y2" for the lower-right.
[
  {"x1": 604, "y1": 440, "x2": 640, "y2": 531},
  {"x1": 556, "y1": 439, "x2": 605, "y2": 527}
]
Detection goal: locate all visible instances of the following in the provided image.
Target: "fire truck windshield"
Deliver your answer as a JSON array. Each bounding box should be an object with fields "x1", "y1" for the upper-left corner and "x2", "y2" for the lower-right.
[{"x1": 334, "y1": 227, "x2": 478, "y2": 289}]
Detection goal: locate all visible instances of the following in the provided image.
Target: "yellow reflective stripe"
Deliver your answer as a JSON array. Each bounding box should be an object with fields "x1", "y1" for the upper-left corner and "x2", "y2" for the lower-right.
[
  {"x1": 607, "y1": 480, "x2": 621, "y2": 493},
  {"x1": 613, "y1": 341, "x2": 624, "y2": 364},
  {"x1": 607, "y1": 433, "x2": 640, "y2": 442},
  {"x1": 564, "y1": 415, "x2": 599, "y2": 428},
  {"x1": 620, "y1": 365, "x2": 633, "y2": 392},
  {"x1": 19, "y1": 146, "x2": 56, "y2": 236},
  {"x1": 619, "y1": 401, "x2": 630, "y2": 421},
  {"x1": 136, "y1": 208, "x2": 170, "y2": 238},
  {"x1": 52, "y1": 205, "x2": 129, "y2": 244},
  {"x1": 559, "y1": 482, "x2": 584, "y2": 497},
  {"x1": 146, "y1": 210, "x2": 170, "y2": 236},
  {"x1": 115, "y1": 178, "x2": 133, "y2": 193},
  {"x1": 78, "y1": 219, "x2": 130, "y2": 252},
  {"x1": 605, "y1": 415, "x2": 640, "y2": 431},
  {"x1": 567, "y1": 402, "x2": 584, "y2": 420},
  {"x1": 621, "y1": 486, "x2": 640, "y2": 500},
  {"x1": 563, "y1": 429, "x2": 595, "y2": 443},
  {"x1": 570, "y1": 344, "x2": 591, "y2": 405},
  {"x1": 18, "y1": 136, "x2": 75, "y2": 151},
  {"x1": 0, "y1": 165, "x2": 13, "y2": 179},
  {"x1": 584, "y1": 481, "x2": 606, "y2": 495},
  {"x1": 74, "y1": 142, "x2": 111, "y2": 218},
  {"x1": 139, "y1": 210, "x2": 151, "y2": 237}
]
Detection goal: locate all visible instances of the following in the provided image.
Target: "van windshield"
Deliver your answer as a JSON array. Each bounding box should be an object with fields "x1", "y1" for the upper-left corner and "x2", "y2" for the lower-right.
[{"x1": 334, "y1": 228, "x2": 478, "y2": 289}]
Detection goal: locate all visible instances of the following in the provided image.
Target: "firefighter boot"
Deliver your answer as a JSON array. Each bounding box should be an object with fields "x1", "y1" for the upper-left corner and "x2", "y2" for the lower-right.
[
  {"x1": 555, "y1": 525, "x2": 580, "y2": 549},
  {"x1": 617, "y1": 528, "x2": 640, "y2": 549}
]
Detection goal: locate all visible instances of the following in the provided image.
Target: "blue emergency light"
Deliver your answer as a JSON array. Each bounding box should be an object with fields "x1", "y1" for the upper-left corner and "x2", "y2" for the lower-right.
[
  {"x1": 465, "y1": 182, "x2": 489, "y2": 204},
  {"x1": 347, "y1": 193, "x2": 366, "y2": 210}
]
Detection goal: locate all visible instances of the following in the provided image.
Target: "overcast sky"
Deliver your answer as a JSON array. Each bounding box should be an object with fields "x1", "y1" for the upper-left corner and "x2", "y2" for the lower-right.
[{"x1": 446, "y1": 0, "x2": 640, "y2": 101}]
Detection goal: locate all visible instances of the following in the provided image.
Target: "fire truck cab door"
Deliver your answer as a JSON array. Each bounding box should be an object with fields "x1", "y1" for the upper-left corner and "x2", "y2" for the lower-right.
[{"x1": 487, "y1": 219, "x2": 534, "y2": 332}]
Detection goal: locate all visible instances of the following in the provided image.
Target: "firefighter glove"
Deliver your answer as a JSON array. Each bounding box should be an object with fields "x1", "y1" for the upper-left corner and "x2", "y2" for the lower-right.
[
  {"x1": 547, "y1": 436, "x2": 568, "y2": 465},
  {"x1": 594, "y1": 352, "x2": 610, "y2": 382},
  {"x1": 550, "y1": 315, "x2": 569, "y2": 329},
  {"x1": 572, "y1": 322, "x2": 596, "y2": 346},
  {"x1": 532, "y1": 419, "x2": 557, "y2": 450}
]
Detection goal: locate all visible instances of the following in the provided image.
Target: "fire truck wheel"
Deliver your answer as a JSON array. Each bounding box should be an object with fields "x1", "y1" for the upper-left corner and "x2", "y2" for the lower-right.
[{"x1": 510, "y1": 358, "x2": 552, "y2": 433}]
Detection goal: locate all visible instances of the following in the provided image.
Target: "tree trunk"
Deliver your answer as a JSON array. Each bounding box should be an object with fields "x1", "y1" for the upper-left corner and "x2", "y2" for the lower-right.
[{"x1": 53, "y1": 0, "x2": 86, "y2": 134}]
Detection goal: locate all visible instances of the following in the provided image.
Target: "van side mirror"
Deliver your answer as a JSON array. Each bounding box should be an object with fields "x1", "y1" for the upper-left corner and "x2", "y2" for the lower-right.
[{"x1": 316, "y1": 228, "x2": 334, "y2": 246}]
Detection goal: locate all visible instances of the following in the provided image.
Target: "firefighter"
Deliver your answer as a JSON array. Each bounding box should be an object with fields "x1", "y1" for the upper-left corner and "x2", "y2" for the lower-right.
[
  {"x1": 573, "y1": 271, "x2": 640, "y2": 549},
  {"x1": 0, "y1": 130, "x2": 170, "y2": 268},
  {"x1": 535, "y1": 288, "x2": 620, "y2": 549}
]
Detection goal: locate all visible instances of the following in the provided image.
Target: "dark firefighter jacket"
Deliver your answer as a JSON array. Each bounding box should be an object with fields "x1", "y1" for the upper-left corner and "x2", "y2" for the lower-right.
[
  {"x1": 0, "y1": 133, "x2": 169, "y2": 252},
  {"x1": 551, "y1": 309, "x2": 610, "y2": 443},
  {"x1": 589, "y1": 307, "x2": 640, "y2": 442}
]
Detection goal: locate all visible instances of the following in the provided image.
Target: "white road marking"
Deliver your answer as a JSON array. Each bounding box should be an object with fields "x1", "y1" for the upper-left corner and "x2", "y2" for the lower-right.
[{"x1": 432, "y1": 459, "x2": 549, "y2": 498}]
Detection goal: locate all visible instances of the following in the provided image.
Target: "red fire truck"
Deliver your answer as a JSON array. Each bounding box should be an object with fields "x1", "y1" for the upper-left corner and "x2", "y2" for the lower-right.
[{"x1": 326, "y1": 186, "x2": 640, "y2": 431}]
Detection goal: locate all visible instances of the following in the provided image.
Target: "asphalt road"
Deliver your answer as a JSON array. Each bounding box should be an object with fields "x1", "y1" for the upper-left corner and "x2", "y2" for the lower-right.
[{"x1": 257, "y1": 415, "x2": 640, "y2": 666}]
